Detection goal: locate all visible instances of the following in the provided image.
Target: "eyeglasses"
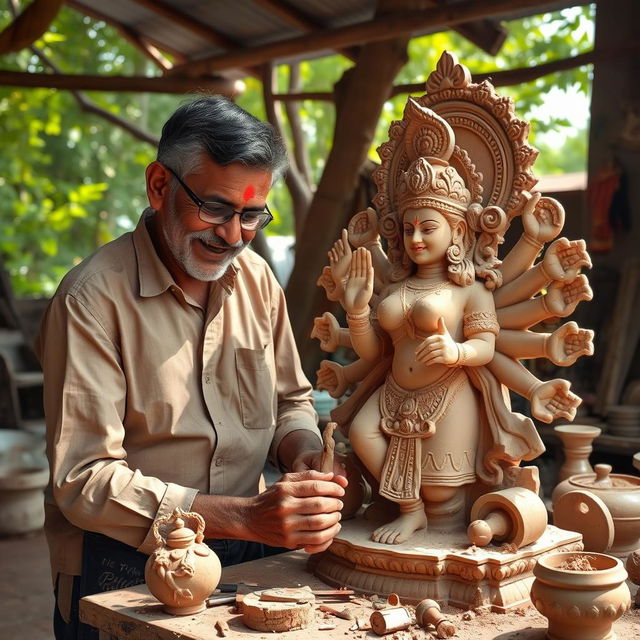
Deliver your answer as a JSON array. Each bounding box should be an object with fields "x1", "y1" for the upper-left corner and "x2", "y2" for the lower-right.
[{"x1": 165, "y1": 166, "x2": 273, "y2": 231}]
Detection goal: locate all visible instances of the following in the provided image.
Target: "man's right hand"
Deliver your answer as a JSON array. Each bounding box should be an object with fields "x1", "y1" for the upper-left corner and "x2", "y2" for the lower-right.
[{"x1": 247, "y1": 470, "x2": 346, "y2": 554}]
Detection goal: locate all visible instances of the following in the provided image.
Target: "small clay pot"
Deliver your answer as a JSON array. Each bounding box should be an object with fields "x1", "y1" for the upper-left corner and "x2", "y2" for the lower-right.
[
  {"x1": 552, "y1": 464, "x2": 640, "y2": 557},
  {"x1": 531, "y1": 551, "x2": 631, "y2": 640},
  {"x1": 145, "y1": 508, "x2": 221, "y2": 615}
]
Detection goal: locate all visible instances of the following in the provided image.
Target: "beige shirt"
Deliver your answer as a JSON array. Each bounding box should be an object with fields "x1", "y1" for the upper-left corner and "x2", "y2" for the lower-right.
[{"x1": 36, "y1": 209, "x2": 319, "y2": 581}]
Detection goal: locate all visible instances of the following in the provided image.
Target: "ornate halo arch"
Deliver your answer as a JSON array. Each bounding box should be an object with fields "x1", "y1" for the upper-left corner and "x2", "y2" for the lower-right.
[{"x1": 372, "y1": 51, "x2": 540, "y2": 282}]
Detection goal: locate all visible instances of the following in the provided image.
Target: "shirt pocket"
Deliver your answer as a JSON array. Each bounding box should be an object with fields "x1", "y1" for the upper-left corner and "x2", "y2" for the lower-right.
[{"x1": 235, "y1": 347, "x2": 275, "y2": 429}]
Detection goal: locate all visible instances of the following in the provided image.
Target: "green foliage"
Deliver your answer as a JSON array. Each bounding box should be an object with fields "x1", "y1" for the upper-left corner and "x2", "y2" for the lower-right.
[
  {"x1": 0, "y1": 7, "x2": 183, "y2": 296},
  {"x1": 0, "y1": 4, "x2": 594, "y2": 296}
]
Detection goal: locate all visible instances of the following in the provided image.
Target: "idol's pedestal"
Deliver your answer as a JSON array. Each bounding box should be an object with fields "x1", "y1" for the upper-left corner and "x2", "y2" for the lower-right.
[{"x1": 309, "y1": 518, "x2": 582, "y2": 612}]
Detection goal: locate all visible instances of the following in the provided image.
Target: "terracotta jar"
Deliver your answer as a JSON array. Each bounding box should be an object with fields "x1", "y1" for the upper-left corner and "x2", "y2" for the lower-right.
[
  {"x1": 531, "y1": 551, "x2": 631, "y2": 640},
  {"x1": 554, "y1": 424, "x2": 601, "y2": 482},
  {"x1": 145, "y1": 508, "x2": 221, "y2": 615},
  {"x1": 552, "y1": 464, "x2": 640, "y2": 557}
]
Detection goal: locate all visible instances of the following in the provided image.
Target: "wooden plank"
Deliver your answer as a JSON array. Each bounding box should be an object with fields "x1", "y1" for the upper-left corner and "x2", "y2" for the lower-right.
[
  {"x1": 79, "y1": 549, "x2": 640, "y2": 639},
  {"x1": 595, "y1": 258, "x2": 640, "y2": 415}
]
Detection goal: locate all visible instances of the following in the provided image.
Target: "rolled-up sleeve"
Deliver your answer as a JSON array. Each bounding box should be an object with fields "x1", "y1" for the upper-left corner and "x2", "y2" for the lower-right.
[{"x1": 39, "y1": 293, "x2": 197, "y2": 556}]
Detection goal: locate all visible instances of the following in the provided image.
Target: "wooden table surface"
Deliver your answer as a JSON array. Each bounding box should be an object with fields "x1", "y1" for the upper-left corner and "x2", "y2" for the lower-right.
[{"x1": 80, "y1": 550, "x2": 640, "y2": 640}]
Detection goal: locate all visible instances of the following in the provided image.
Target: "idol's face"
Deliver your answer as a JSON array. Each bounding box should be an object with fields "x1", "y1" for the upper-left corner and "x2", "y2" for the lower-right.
[{"x1": 402, "y1": 207, "x2": 454, "y2": 266}]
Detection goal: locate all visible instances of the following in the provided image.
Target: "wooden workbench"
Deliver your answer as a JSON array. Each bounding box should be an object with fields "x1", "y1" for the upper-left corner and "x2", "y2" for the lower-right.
[{"x1": 79, "y1": 550, "x2": 640, "y2": 640}]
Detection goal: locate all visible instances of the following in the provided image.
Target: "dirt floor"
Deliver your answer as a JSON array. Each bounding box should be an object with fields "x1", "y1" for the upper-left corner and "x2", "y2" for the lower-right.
[{"x1": 0, "y1": 529, "x2": 54, "y2": 639}]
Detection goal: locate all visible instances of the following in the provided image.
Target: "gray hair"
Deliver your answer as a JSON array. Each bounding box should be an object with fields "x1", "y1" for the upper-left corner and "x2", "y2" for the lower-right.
[{"x1": 157, "y1": 96, "x2": 288, "y2": 186}]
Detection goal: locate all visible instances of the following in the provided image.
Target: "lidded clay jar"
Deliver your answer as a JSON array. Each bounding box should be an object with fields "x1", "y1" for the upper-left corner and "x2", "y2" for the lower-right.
[
  {"x1": 552, "y1": 464, "x2": 640, "y2": 557},
  {"x1": 531, "y1": 551, "x2": 631, "y2": 640},
  {"x1": 145, "y1": 508, "x2": 221, "y2": 615}
]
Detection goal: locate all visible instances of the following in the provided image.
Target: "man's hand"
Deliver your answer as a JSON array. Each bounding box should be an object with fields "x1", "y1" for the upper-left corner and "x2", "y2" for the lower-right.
[{"x1": 248, "y1": 470, "x2": 347, "y2": 553}]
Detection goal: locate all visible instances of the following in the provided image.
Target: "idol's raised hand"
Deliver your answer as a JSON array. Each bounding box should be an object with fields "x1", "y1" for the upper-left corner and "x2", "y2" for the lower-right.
[
  {"x1": 348, "y1": 207, "x2": 379, "y2": 248},
  {"x1": 343, "y1": 248, "x2": 374, "y2": 315},
  {"x1": 522, "y1": 191, "x2": 564, "y2": 244}
]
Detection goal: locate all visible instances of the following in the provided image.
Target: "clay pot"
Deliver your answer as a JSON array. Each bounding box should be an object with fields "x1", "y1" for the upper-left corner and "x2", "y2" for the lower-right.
[
  {"x1": 531, "y1": 551, "x2": 631, "y2": 640},
  {"x1": 145, "y1": 508, "x2": 221, "y2": 615},
  {"x1": 554, "y1": 425, "x2": 601, "y2": 482},
  {"x1": 0, "y1": 466, "x2": 48, "y2": 534},
  {"x1": 0, "y1": 430, "x2": 48, "y2": 535},
  {"x1": 552, "y1": 464, "x2": 640, "y2": 557}
]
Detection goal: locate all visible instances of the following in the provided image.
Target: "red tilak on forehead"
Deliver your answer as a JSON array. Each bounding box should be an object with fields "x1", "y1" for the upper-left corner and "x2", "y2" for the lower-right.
[
  {"x1": 413, "y1": 215, "x2": 419, "y2": 227},
  {"x1": 242, "y1": 184, "x2": 255, "y2": 203}
]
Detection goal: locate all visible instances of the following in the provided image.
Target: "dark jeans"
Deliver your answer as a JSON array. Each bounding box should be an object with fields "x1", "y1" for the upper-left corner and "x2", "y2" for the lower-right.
[{"x1": 53, "y1": 531, "x2": 286, "y2": 640}]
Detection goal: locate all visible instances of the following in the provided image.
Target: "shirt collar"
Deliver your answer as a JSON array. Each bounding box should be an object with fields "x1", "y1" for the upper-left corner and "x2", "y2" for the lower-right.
[{"x1": 133, "y1": 208, "x2": 240, "y2": 298}]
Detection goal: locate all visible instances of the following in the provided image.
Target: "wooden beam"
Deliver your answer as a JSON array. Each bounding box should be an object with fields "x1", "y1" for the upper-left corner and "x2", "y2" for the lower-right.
[
  {"x1": 128, "y1": 0, "x2": 238, "y2": 48},
  {"x1": 425, "y1": 1, "x2": 506, "y2": 56},
  {"x1": 271, "y1": 50, "x2": 597, "y2": 103},
  {"x1": 128, "y1": 0, "x2": 262, "y2": 78},
  {"x1": 119, "y1": 25, "x2": 173, "y2": 71},
  {"x1": 65, "y1": 0, "x2": 187, "y2": 64},
  {"x1": 453, "y1": 18, "x2": 507, "y2": 56},
  {"x1": 168, "y1": 0, "x2": 586, "y2": 77},
  {"x1": 392, "y1": 50, "x2": 597, "y2": 93},
  {"x1": 254, "y1": 0, "x2": 322, "y2": 32},
  {"x1": 0, "y1": 69, "x2": 241, "y2": 95},
  {"x1": 254, "y1": 0, "x2": 358, "y2": 61}
]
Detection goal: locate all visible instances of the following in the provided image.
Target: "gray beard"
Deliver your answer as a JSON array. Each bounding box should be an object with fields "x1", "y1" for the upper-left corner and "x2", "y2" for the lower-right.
[{"x1": 162, "y1": 200, "x2": 246, "y2": 282}]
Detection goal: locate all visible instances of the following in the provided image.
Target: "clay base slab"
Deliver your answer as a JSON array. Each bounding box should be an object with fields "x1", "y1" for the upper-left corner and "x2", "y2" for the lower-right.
[{"x1": 309, "y1": 520, "x2": 582, "y2": 613}]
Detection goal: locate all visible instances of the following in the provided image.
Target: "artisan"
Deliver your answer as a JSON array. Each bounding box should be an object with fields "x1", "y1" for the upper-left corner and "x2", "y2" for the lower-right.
[{"x1": 36, "y1": 96, "x2": 347, "y2": 640}]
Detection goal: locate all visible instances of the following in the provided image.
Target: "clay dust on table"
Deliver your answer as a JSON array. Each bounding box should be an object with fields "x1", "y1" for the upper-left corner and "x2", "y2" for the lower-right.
[{"x1": 558, "y1": 555, "x2": 598, "y2": 571}]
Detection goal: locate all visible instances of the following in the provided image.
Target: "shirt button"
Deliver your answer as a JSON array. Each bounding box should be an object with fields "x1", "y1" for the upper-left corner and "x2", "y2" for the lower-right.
[
  {"x1": 215, "y1": 458, "x2": 223, "y2": 467},
  {"x1": 204, "y1": 375, "x2": 211, "y2": 384}
]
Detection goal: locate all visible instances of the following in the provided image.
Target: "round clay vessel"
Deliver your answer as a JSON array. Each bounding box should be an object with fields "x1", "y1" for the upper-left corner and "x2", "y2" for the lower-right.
[
  {"x1": 0, "y1": 465, "x2": 48, "y2": 534},
  {"x1": 552, "y1": 464, "x2": 640, "y2": 557},
  {"x1": 554, "y1": 425, "x2": 601, "y2": 482},
  {"x1": 145, "y1": 508, "x2": 221, "y2": 615},
  {"x1": 531, "y1": 551, "x2": 631, "y2": 640}
]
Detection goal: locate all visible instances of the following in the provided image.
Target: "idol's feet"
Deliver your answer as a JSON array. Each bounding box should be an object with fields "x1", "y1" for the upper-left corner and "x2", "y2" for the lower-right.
[{"x1": 371, "y1": 509, "x2": 427, "y2": 545}]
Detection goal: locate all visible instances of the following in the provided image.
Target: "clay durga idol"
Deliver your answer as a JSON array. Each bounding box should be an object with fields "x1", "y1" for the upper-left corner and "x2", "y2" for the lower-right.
[{"x1": 310, "y1": 51, "x2": 594, "y2": 610}]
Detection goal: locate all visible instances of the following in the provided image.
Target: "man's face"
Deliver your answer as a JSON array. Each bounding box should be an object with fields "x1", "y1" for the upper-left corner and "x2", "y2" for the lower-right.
[{"x1": 155, "y1": 157, "x2": 272, "y2": 283}]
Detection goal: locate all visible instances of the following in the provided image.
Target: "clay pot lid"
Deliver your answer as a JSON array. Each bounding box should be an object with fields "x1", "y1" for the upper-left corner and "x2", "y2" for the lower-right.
[
  {"x1": 553, "y1": 490, "x2": 614, "y2": 553},
  {"x1": 568, "y1": 464, "x2": 640, "y2": 490},
  {"x1": 554, "y1": 424, "x2": 602, "y2": 436},
  {"x1": 166, "y1": 518, "x2": 196, "y2": 548}
]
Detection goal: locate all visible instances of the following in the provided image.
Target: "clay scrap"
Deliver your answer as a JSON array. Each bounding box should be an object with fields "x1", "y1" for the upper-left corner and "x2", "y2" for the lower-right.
[{"x1": 241, "y1": 587, "x2": 316, "y2": 632}]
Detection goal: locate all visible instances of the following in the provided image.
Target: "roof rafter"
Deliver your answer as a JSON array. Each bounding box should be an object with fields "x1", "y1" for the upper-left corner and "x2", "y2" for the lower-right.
[
  {"x1": 128, "y1": 0, "x2": 261, "y2": 77},
  {"x1": 254, "y1": 0, "x2": 359, "y2": 61},
  {"x1": 65, "y1": 0, "x2": 187, "y2": 64},
  {"x1": 128, "y1": 0, "x2": 239, "y2": 49},
  {"x1": 168, "y1": 0, "x2": 583, "y2": 78}
]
